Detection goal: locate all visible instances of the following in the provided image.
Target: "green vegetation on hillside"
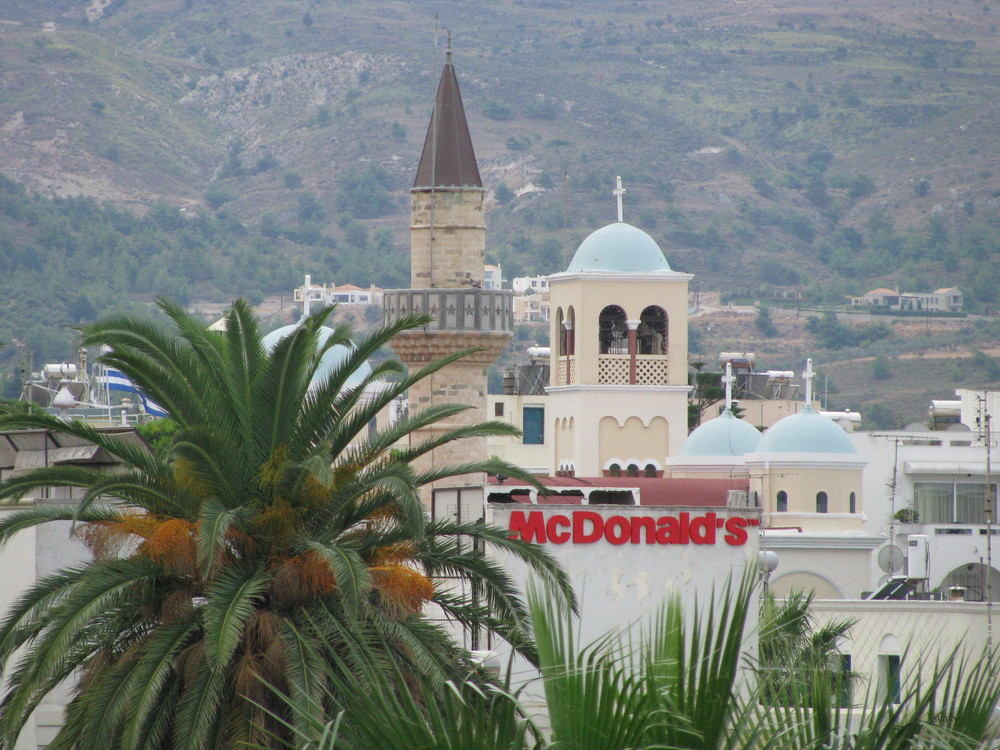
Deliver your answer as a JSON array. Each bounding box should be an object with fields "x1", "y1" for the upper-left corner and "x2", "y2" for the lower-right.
[
  {"x1": 0, "y1": 174, "x2": 411, "y2": 390},
  {"x1": 1, "y1": 0, "x2": 1000, "y2": 404}
]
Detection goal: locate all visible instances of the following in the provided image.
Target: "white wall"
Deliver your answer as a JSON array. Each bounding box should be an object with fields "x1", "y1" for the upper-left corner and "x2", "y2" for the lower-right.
[
  {"x1": 486, "y1": 503, "x2": 762, "y2": 704},
  {"x1": 811, "y1": 599, "x2": 992, "y2": 710}
]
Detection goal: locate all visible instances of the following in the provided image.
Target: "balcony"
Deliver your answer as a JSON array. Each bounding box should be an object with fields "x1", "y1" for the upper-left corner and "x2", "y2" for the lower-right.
[
  {"x1": 598, "y1": 354, "x2": 669, "y2": 385},
  {"x1": 383, "y1": 288, "x2": 513, "y2": 334}
]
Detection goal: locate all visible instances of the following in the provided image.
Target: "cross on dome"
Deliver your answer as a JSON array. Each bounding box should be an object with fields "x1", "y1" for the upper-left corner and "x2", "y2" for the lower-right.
[
  {"x1": 722, "y1": 361, "x2": 734, "y2": 411},
  {"x1": 613, "y1": 175, "x2": 626, "y2": 222},
  {"x1": 803, "y1": 357, "x2": 815, "y2": 406}
]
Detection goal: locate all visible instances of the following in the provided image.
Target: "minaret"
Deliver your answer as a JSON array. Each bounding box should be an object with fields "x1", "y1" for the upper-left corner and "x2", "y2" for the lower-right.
[{"x1": 383, "y1": 47, "x2": 512, "y2": 507}]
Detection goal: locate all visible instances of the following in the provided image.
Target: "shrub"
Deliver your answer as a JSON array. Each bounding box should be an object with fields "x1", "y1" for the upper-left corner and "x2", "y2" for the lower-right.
[
  {"x1": 494, "y1": 183, "x2": 515, "y2": 204},
  {"x1": 483, "y1": 100, "x2": 513, "y2": 121},
  {"x1": 203, "y1": 185, "x2": 236, "y2": 209}
]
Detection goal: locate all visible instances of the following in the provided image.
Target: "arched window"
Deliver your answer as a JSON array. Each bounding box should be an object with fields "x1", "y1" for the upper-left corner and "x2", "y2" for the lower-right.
[
  {"x1": 644, "y1": 463, "x2": 658, "y2": 478},
  {"x1": 608, "y1": 463, "x2": 621, "y2": 478},
  {"x1": 849, "y1": 491, "x2": 857, "y2": 514},
  {"x1": 599, "y1": 305, "x2": 628, "y2": 354},
  {"x1": 566, "y1": 307, "x2": 576, "y2": 355},
  {"x1": 637, "y1": 305, "x2": 667, "y2": 355},
  {"x1": 626, "y1": 463, "x2": 640, "y2": 478},
  {"x1": 816, "y1": 491, "x2": 828, "y2": 514},
  {"x1": 556, "y1": 308, "x2": 566, "y2": 355},
  {"x1": 776, "y1": 491, "x2": 788, "y2": 512}
]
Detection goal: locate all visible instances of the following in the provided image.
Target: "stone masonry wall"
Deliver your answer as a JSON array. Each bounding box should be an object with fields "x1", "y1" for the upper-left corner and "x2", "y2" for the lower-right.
[
  {"x1": 410, "y1": 189, "x2": 486, "y2": 289},
  {"x1": 392, "y1": 330, "x2": 510, "y2": 507}
]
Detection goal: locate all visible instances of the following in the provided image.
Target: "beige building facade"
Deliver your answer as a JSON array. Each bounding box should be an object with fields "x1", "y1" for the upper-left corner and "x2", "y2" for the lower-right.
[{"x1": 547, "y1": 219, "x2": 692, "y2": 477}]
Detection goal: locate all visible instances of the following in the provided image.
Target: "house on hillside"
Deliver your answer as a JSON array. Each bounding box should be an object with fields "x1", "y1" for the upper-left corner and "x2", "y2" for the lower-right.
[
  {"x1": 851, "y1": 287, "x2": 962, "y2": 313},
  {"x1": 293, "y1": 275, "x2": 383, "y2": 307}
]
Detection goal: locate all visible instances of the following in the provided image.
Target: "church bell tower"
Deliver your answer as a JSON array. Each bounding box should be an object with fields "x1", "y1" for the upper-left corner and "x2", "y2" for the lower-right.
[{"x1": 383, "y1": 47, "x2": 513, "y2": 506}]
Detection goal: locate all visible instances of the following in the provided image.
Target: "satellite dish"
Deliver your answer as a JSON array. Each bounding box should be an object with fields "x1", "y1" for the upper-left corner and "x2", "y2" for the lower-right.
[
  {"x1": 878, "y1": 544, "x2": 905, "y2": 574},
  {"x1": 945, "y1": 423, "x2": 973, "y2": 433},
  {"x1": 904, "y1": 422, "x2": 927, "y2": 432}
]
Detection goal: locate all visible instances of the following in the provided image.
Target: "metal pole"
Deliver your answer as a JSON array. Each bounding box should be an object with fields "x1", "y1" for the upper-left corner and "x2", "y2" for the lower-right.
[{"x1": 983, "y1": 393, "x2": 993, "y2": 649}]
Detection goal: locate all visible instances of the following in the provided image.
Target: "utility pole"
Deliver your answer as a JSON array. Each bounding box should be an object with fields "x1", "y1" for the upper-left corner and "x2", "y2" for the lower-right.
[{"x1": 977, "y1": 393, "x2": 993, "y2": 649}]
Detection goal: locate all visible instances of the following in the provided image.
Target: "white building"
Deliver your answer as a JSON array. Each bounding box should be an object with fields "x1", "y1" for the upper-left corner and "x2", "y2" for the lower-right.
[
  {"x1": 0, "y1": 428, "x2": 150, "y2": 750},
  {"x1": 293, "y1": 274, "x2": 383, "y2": 308},
  {"x1": 512, "y1": 292, "x2": 550, "y2": 323},
  {"x1": 512, "y1": 275, "x2": 549, "y2": 295},
  {"x1": 850, "y1": 287, "x2": 963, "y2": 313},
  {"x1": 850, "y1": 427, "x2": 998, "y2": 599},
  {"x1": 483, "y1": 264, "x2": 504, "y2": 290}
]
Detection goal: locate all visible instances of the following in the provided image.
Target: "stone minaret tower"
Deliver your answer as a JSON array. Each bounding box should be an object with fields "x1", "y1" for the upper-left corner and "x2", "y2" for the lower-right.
[{"x1": 383, "y1": 48, "x2": 512, "y2": 508}]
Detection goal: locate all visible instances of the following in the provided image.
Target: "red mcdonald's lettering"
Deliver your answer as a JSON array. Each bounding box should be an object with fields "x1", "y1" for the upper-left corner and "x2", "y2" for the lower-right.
[
  {"x1": 678, "y1": 512, "x2": 691, "y2": 544},
  {"x1": 508, "y1": 511, "x2": 755, "y2": 547},
  {"x1": 689, "y1": 512, "x2": 716, "y2": 545},
  {"x1": 509, "y1": 510, "x2": 547, "y2": 543},
  {"x1": 572, "y1": 511, "x2": 604, "y2": 543},
  {"x1": 724, "y1": 517, "x2": 749, "y2": 546},
  {"x1": 656, "y1": 516, "x2": 680, "y2": 544},
  {"x1": 604, "y1": 516, "x2": 630, "y2": 545},
  {"x1": 630, "y1": 515, "x2": 657, "y2": 544},
  {"x1": 546, "y1": 514, "x2": 571, "y2": 544}
]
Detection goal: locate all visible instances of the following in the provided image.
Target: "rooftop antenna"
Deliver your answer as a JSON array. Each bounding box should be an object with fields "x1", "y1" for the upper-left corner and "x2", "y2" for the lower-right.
[
  {"x1": 562, "y1": 169, "x2": 569, "y2": 267},
  {"x1": 613, "y1": 175, "x2": 626, "y2": 223},
  {"x1": 977, "y1": 393, "x2": 994, "y2": 648},
  {"x1": 428, "y1": 13, "x2": 441, "y2": 286}
]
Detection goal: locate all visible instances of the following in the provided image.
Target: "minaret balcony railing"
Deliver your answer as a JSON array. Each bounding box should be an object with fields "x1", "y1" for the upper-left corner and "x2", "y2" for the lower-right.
[{"x1": 383, "y1": 289, "x2": 513, "y2": 334}]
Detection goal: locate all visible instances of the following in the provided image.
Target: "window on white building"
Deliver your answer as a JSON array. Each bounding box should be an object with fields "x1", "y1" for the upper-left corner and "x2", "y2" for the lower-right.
[
  {"x1": 913, "y1": 482, "x2": 998, "y2": 524},
  {"x1": 879, "y1": 654, "x2": 901, "y2": 704},
  {"x1": 837, "y1": 654, "x2": 853, "y2": 708}
]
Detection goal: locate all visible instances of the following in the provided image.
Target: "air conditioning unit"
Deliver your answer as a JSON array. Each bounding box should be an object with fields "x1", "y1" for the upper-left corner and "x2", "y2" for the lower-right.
[{"x1": 727, "y1": 490, "x2": 750, "y2": 508}]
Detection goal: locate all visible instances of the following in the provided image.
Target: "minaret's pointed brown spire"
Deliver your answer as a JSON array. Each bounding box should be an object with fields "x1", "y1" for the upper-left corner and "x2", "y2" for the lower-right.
[{"x1": 413, "y1": 47, "x2": 482, "y2": 189}]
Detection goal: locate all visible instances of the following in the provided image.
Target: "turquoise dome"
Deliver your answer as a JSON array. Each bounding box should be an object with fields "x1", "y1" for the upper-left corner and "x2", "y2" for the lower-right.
[
  {"x1": 679, "y1": 409, "x2": 762, "y2": 457},
  {"x1": 566, "y1": 222, "x2": 671, "y2": 273},
  {"x1": 262, "y1": 323, "x2": 372, "y2": 391},
  {"x1": 757, "y1": 407, "x2": 856, "y2": 454}
]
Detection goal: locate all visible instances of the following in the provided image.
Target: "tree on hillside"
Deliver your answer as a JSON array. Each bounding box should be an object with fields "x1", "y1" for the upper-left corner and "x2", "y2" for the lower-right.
[
  {"x1": 0, "y1": 299, "x2": 570, "y2": 750},
  {"x1": 755, "y1": 305, "x2": 779, "y2": 337}
]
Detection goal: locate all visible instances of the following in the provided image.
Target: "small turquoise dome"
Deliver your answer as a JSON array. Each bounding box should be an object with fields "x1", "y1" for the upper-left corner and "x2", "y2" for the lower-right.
[
  {"x1": 566, "y1": 222, "x2": 671, "y2": 273},
  {"x1": 757, "y1": 407, "x2": 856, "y2": 454},
  {"x1": 262, "y1": 323, "x2": 372, "y2": 391},
  {"x1": 679, "y1": 409, "x2": 762, "y2": 457}
]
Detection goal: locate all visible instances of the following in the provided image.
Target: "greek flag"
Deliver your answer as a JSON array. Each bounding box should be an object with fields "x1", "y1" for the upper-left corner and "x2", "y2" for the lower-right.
[
  {"x1": 98, "y1": 368, "x2": 168, "y2": 418},
  {"x1": 102, "y1": 368, "x2": 135, "y2": 394}
]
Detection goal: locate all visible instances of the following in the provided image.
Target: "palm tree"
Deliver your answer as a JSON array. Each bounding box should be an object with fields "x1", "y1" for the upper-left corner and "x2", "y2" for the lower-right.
[
  {"x1": 278, "y1": 571, "x2": 1000, "y2": 750},
  {"x1": 757, "y1": 589, "x2": 856, "y2": 708},
  {"x1": 0, "y1": 298, "x2": 570, "y2": 750}
]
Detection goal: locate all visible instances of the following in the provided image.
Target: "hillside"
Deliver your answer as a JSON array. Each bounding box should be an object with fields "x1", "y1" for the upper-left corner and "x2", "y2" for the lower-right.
[{"x1": 0, "y1": 0, "x2": 998, "y2": 417}]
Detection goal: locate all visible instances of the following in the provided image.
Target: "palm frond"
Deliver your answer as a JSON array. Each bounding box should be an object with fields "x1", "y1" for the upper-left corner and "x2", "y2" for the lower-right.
[
  {"x1": 300, "y1": 540, "x2": 371, "y2": 619},
  {"x1": 202, "y1": 564, "x2": 270, "y2": 668}
]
